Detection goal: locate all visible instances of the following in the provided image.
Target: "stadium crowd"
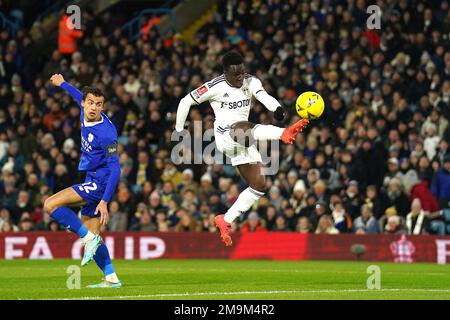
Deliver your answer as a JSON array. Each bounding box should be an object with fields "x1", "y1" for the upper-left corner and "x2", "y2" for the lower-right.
[{"x1": 1, "y1": 0, "x2": 450, "y2": 236}]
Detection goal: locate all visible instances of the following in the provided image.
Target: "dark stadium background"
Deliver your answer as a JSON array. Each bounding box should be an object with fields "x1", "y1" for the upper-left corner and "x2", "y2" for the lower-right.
[{"x1": 1, "y1": 0, "x2": 450, "y2": 250}]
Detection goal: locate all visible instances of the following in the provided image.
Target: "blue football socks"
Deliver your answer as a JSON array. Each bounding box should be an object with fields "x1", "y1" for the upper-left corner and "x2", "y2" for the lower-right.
[
  {"x1": 51, "y1": 207, "x2": 89, "y2": 238},
  {"x1": 93, "y1": 243, "x2": 115, "y2": 276}
]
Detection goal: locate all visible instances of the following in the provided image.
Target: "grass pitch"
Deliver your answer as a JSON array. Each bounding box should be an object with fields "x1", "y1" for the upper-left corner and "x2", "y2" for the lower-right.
[{"x1": 0, "y1": 259, "x2": 449, "y2": 300}]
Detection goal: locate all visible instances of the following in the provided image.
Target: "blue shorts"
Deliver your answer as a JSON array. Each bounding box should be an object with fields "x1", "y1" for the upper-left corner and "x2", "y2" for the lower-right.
[{"x1": 72, "y1": 171, "x2": 107, "y2": 217}]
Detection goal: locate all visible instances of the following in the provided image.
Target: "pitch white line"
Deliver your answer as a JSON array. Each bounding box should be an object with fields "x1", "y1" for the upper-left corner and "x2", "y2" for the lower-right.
[
  {"x1": 117, "y1": 267, "x2": 448, "y2": 276},
  {"x1": 58, "y1": 288, "x2": 450, "y2": 300}
]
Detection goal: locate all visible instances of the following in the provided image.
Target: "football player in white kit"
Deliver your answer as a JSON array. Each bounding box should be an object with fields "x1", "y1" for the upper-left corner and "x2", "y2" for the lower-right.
[{"x1": 175, "y1": 51, "x2": 308, "y2": 246}]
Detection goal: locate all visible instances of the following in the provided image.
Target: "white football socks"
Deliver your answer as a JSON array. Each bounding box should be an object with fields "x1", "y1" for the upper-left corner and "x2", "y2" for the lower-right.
[
  {"x1": 252, "y1": 124, "x2": 284, "y2": 140},
  {"x1": 105, "y1": 273, "x2": 120, "y2": 283},
  {"x1": 81, "y1": 231, "x2": 95, "y2": 245},
  {"x1": 224, "y1": 187, "x2": 265, "y2": 223}
]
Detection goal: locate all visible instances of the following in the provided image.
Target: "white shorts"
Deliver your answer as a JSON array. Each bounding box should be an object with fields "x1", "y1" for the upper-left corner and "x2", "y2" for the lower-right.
[{"x1": 214, "y1": 125, "x2": 262, "y2": 166}]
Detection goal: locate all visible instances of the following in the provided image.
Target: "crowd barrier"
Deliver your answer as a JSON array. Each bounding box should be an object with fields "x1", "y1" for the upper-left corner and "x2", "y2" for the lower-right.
[{"x1": 1, "y1": 232, "x2": 450, "y2": 264}]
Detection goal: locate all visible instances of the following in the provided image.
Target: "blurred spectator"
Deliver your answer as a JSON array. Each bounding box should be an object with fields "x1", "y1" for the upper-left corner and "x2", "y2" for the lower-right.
[
  {"x1": 108, "y1": 201, "x2": 128, "y2": 232},
  {"x1": 273, "y1": 215, "x2": 289, "y2": 232},
  {"x1": 10, "y1": 191, "x2": 33, "y2": 223},
  {"x1": 331, "y1": 202, "x2": 352, "y2": 233},
  {"x1": 130, "y1": 151, "x2": 153, "y2": 189},
  {"x1": 380, "y1": 177, "x2": 410, "y2": 217},
  {"x1": 0, "y1": 220, "x2": 19, "y2": 232},
  {"x1": 315, "y1": 215, "x2": 339, "y2": 235},
  {"x1": 268, "y1": 186, "x2": 283, "y2": 210},
  {"x1": 241, "y1": 212, "x2": 266, "y2": 232},
  {"x1": 379, "y1": 206, "x2": 400, "y2": 232},
  {"x1": 362, "y1": 185, "x2": 383, "y2": 219},
  {"x1": 0, "y1": 208, "x2": 13, "y2": 230},
  {"x1": 384, "y1": 215, "x2": 407, "y2": 235},
  {"x1": 179, "y1": 168, "x2": 198, "y2": 194},
  {"x1": 353, "y1": 204, "x2": 380, "y2": 234},
  {"x1": 431, "y1": 155, "x2": 450, "y2": 209},
  {"x1": 290, "y1": 179, "x2": 307, "y2": 214},
  {"x1": 309, "y1": 200, "x2": 328, "y2": 230},
  {"x1": 174, "y1": 210, "x2": 201, "y2": 232},
  {"x1": 283, "y1": 205, "x2": 298, "y2": 231},
  {"x1": 130, "y1": 210, "x2": 156, "y2": 232},
  {"x1": 201, "y1": 213, "x2": 217, "y2": 233},
  {"x1": 58, "y1": 14, "x2": 83, "y2": 56},
  {"x1": 342, "y1": 180, "x2": 362, "y2": 220},
  {"x1": 406, "y1": 198, "x2": 445, "y2": 235},
  {"x1": 423, "y1": 123, "x2": 441, "y2": 160},
  {"x1": 18, "y1": 217, "x2": 34, "y2": 232},
  {"x1": 262, "y1": 204, "x2": 277, "y2": 231},
  {"x1": 35, "y1": 212, "x2": 56, "y2": 231},
  {"x1": 296, "y1": 217, "x2": 312, "y2": 233},
  {"x1": 409, "y1": 177, "x2": 441, "y2": 212}
]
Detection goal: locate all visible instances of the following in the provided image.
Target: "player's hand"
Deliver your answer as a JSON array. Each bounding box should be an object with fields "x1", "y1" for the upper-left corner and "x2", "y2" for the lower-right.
[
  {"x1": 50, "y1": 74, "x2": 65, "y2": 86},
  {"x1": 274, "y1": 106, "x2": 286, "y2": 121},
  {"x1": 95, "y1": 200, "x2": 109, "y2": 226},
  {"x1": 175, "y1": 124, "x2": 185, "y2": 133}
]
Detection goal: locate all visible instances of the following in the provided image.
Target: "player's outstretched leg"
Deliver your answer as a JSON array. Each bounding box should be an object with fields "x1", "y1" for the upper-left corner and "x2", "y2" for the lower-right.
[
  {"x1": 215, "y1": 163, "x2": 266, "y2": 247},
  {"x1": 44, "y1": 187, "x2": 100, "y2": 265},
  {"x1": 279, "y1": 119, "x2": 309, "y2": 144},
  {"x1": 82, "y1": 216, "x2": 121, "y2": 288},
  {"x1": 230, "y1": 119, "x2": 309, "y2": 146}
]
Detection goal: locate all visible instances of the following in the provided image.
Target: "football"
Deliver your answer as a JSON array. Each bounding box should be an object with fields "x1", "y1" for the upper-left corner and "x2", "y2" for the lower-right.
[{"x1": 295, "y1": 91, "x2": 325, "y2": 120}]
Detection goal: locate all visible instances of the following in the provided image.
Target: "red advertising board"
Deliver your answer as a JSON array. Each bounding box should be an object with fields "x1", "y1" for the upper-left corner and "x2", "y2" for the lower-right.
[{"x1": 1, "y1": 232, "x2": 450, "y2": 264}]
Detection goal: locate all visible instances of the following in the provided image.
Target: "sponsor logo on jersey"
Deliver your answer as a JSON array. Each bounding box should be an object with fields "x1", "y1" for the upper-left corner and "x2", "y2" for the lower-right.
[
  {"x1": 88, "y1": 133, "x2": 94, "y2": 142},
  {"x1": 223, "y1": 93, "x2": 229, "y2": 97},
  {"x1": 221, "y1": 99, "x2": 251, "y2": 109},
  {"x1": 81, "y1": 136, "x2": 93, "y2": 152},
  {"x1": 107, "y1": 143, "x2": 118, "y2": 157}
]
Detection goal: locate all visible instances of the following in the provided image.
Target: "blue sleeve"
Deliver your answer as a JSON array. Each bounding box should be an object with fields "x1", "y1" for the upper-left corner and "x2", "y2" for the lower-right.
[
  {"x1": 101, "y1": 133, "x2": 120, "y2": 202},
  {"x1": 60, "y1": 81, "x2": 83, "y2": 107}
]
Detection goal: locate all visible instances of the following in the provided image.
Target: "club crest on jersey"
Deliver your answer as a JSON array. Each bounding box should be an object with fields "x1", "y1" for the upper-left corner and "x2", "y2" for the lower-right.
[
  {"x1": 88, "y1": 133, "x2": 94, "y2": 142},
  {"x1": 196, "y1": 85, "x2": 208, "y2": 97}
]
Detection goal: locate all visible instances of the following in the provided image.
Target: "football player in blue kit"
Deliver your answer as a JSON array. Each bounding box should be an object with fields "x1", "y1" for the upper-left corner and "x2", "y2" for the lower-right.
[{"x1": 46, "y1": 74, "x2": 121, "y2": 288}]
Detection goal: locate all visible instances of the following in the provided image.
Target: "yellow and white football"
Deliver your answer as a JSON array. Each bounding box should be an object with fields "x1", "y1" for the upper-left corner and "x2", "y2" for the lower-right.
[{"x1": 295, "y1": 91, "x2": 325, "y2": 120}]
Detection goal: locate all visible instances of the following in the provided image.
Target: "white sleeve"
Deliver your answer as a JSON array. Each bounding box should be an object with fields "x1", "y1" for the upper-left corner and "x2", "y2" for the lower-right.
[
  {"x1": 175, "y1": 94, "x2": 196, "y2": 132},
  {"x1": 175, "y1": 82, "x2": 218, "y2": 132},
  {"x1": 250, "y1": 77, "x2": 281, "y2": 112}
]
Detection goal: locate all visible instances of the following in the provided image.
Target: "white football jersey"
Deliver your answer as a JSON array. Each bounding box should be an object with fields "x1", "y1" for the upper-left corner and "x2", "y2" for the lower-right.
[{"x1": 189, "y1": 74, "x2": 267, "y2": 131}]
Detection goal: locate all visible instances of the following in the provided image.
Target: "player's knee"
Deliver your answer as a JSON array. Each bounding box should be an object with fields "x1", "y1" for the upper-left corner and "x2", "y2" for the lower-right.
[
  {"x1": 43, "y1": 198, "x2": 57, "y2": 215},
  {"x1": 251, "y1": 177, "x2": 266, "y2": 194}
]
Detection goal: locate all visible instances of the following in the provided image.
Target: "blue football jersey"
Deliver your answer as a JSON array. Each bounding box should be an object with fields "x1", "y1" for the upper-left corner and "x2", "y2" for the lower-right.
[{"x1": 79, "y1": 109, "x2": 118, "y2": 172}]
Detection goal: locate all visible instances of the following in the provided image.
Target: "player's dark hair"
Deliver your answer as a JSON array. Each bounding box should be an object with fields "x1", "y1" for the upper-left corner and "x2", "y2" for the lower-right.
[
  {"x1": 222, "y1": 51, "x2": 244, "y2": 70},
  {"x1": 81, "y1": 86, "x2": 105, "y2": 101}
]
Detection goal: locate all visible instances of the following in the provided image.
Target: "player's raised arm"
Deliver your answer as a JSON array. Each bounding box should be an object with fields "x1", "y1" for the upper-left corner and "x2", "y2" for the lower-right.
[
  {"x1": 50, "y1": 74, "x2": 83, "y2": 106},
  {"x1": 175, "y1": 83, "x2": 216, "y2": 132},
  {"x1": 250, "y1": 77, "x2": 286, "y2": 121}
]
